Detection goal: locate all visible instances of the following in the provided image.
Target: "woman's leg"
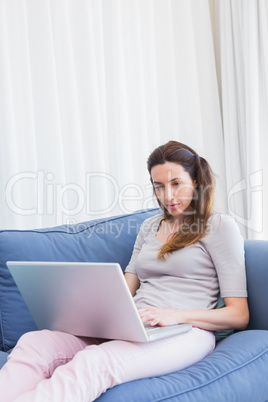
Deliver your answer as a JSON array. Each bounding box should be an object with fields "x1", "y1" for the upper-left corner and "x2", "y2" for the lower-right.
[
  {"x1": 14, "y1": 328, "x2": 215, "y2": 402},
  {"x1": 0, "y1": 330, "x2": 99, "y2": 402}
]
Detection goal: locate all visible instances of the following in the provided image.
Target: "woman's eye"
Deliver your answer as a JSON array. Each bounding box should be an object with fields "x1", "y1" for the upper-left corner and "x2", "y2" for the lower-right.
[
  {"x1": 173, "y1": 182, "x2": 181, "y2": 186},
  {"x1": 154, "y1": 185, "x2": 163, "y2": 190}
]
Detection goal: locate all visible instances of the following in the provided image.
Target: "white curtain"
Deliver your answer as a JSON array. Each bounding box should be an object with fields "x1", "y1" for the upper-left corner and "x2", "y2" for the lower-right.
[
  {"x1": 212, "y1": 0, "x2": 268, "y2": 240},
  {"x1": 1, "y1": 0, "x2": 225, "y2": 230}
]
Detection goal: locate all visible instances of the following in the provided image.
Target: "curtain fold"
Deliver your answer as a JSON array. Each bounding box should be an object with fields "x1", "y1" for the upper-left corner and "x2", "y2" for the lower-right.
[
  {"x1": 0, "y1": 0, "x2": 225, "y2": 229},
  {"x1": 213, "y1": 0, "x2": 268, "y2": 240}
]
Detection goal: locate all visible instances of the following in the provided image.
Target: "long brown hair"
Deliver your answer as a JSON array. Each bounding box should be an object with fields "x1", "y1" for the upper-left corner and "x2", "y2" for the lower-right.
[{"x1": 147, "y1": 141, "x2": 215, "y2": 259}]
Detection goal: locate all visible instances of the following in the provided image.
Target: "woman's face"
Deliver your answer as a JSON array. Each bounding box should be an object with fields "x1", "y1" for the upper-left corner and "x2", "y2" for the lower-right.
[{"x1": 151, "y1": 162, "x2": 196, "y2": 219}]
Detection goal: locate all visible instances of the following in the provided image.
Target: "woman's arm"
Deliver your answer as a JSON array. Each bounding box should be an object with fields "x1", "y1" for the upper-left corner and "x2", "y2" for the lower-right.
[
  {"x1": 138, "y1": 297, "x2": 249, "y2": 331},
  {"x1": 125, "y1": 272, "x2": 140, "y2": 296}
]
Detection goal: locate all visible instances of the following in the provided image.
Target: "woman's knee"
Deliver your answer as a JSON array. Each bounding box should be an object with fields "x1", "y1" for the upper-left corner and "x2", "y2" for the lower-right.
[
  {"x1": 17, "y1": 329, "x2": 51, "y2": 347},
  {"x1": 13, "y1": 330, "x2": 59, "y2": 360},
  {"x1": 6, "y1": 330, "x2": 53, "y2": 374}
]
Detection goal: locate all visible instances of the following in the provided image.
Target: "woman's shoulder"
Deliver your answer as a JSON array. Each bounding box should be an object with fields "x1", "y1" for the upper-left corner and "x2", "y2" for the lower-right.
[
  {"x1": 208, "y1": 212, "x2": 235, "y2": 224},
  {"x1": 207, "y1": 212, "x2": 238, "y2": 228},
  {"x1": 139, "y1": 213, "x2": 163, "y2": 235},
  {"x1": 141, "y1": 213, "x2": 163, "y2": 227},
  {"x1": 205, "y1": 212, "x2": 242, "y2": 240}
]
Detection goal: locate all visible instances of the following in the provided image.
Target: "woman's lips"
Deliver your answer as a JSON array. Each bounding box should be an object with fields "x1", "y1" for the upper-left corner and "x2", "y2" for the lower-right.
[{"x1": 168, "y1": 203, "x2": 179, "y2": 210}]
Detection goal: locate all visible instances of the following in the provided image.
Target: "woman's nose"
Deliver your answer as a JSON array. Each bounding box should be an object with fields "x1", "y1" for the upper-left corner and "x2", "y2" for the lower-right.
[{"x1": 165, "y1": 186, "x2": 174, "y2": 201}]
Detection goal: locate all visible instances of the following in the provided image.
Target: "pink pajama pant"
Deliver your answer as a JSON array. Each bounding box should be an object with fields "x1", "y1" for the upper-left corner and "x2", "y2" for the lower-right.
[{"x1": 0, "y1": 328, "x2": 215, "y2": 401}]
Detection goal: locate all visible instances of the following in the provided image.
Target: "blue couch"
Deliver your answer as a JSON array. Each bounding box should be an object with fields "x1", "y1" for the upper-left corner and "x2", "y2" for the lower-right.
[{"x1": 0, "y1": 208, "x2": 268, "y2": 401}]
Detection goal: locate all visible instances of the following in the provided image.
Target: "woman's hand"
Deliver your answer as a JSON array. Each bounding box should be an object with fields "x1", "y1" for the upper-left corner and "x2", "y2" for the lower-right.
[
  {"x1": 138, "y1": 297, "x2": 249, "y2": 331},
  {"x1": 138, "y1": 307, "x2": 184, "y2": 327}
]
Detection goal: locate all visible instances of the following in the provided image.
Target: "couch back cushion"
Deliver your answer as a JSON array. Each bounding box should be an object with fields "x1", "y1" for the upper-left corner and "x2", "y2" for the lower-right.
[
  {"x1": 244, "y1": 239, "x2": 268, "y2": 330},
  {"x1": 0, "y1": 209, "x2": 159, "y2": 351}
]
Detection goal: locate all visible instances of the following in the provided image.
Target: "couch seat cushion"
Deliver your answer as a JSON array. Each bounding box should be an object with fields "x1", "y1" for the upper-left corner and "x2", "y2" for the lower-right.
[{"x1": 95, "y1": 330, "x2": 268, "y2": 402}]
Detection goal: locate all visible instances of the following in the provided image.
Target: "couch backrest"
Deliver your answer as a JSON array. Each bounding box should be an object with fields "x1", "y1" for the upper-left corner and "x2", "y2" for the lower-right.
[
  {"x1": 0, "y1": 209, "x2": 159, "y2": 351},
  {"x1": 244, "y1": 239, "x2": 268, "y2": 330}
]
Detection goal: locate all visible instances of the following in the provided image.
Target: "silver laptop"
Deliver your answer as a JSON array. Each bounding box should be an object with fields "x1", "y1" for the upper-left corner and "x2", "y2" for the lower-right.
[{"x1": 7, "y1": 261, "x2": 192, "y2": 343}]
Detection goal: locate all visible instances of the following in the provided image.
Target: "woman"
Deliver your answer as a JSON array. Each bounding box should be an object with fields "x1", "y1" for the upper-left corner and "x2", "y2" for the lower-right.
[{"x1": 0, "y1": 141, "x2": 249, "y2": 401}]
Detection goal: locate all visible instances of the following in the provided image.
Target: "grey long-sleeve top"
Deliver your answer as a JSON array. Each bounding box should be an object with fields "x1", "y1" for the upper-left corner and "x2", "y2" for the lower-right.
[{"x1": 125, "y1": 213, "x2": 247, "y2": 310}]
